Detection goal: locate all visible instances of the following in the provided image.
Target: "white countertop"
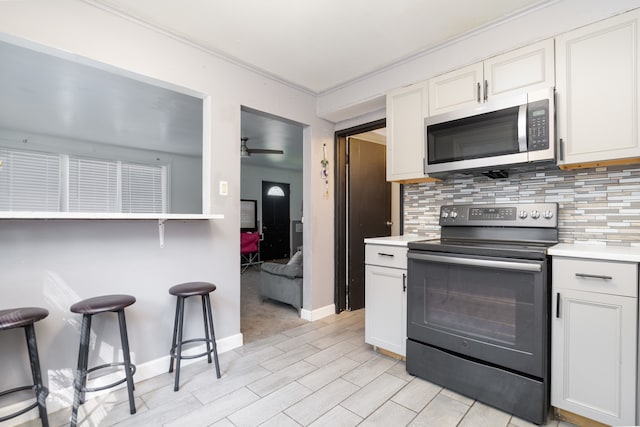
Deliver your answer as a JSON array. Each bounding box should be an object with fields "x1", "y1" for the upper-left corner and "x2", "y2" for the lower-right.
[
  {"x1": 549, "y1": 243, "x2": 640, "y2": 263},
  {"x1": 364, "y1": 234, "x2": 431, "y2": 247}
]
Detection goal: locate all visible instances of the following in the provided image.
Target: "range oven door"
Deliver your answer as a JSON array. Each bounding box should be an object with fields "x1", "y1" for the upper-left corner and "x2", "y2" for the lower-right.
[{"x1": 407, "y1": 251, "x2": 548, "y2": 378}]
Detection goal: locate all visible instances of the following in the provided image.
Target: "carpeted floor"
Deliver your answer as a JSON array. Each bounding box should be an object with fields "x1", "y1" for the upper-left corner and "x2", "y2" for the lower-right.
[{"x1": 240, "y1": 265, "x2": 308, "y2": 343}]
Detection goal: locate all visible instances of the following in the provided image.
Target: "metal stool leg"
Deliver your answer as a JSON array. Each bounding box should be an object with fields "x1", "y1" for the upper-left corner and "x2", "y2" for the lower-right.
[
  {"x1": 201, "y1": 296, "x2": 212, "y2": 364},
  {"x1": 25, "y1": 324, "x2": 49, "y2": 427},
  {"x1": 168, "y1": 296, "x2": 180, "y2": 374},
  {"x1": 173, "y1": 296, "x2": 185, "y2": 391},
  {"x1": 204, "y1": 294, "x2": 221, "y2": 379},
  {"x1": 117, "y1": 309, "x2": 136, "y2": 415},
  {"x1": 71, "y1": 314, "x2": 92, "y2": 427}
]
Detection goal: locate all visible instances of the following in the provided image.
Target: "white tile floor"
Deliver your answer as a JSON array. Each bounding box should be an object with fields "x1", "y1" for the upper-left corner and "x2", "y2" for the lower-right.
[{"x1": 18, "y1": 309, "x2": 577, "y2": 427}]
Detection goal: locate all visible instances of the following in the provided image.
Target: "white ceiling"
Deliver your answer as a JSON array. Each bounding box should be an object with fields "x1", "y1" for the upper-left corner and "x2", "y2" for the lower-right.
[{"x1": 88, "y1": 0, "x2": 546, "y2": 94}]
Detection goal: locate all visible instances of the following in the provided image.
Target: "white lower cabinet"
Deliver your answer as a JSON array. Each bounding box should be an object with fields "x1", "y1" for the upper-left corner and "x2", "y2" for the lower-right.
[
  {"x1": 365, "y1": 243, "x2": 407, "y2": 357},
  {"x1": 551, "y1": 257, "x2": 638, "y2": 426}
]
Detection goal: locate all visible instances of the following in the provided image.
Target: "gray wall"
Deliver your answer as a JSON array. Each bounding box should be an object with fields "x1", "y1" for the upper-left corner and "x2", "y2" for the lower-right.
[
  {"x1": 0, "y1": 219, "x2": 226, "y2": 398},
  {"x1": 404, "y1": 164, "x2": 640, "y2": 245}
]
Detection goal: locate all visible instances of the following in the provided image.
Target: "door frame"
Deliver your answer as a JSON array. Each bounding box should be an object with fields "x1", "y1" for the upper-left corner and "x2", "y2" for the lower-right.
[{"x1": 334, "y1": 118, "x2": 404, "y2": 313}]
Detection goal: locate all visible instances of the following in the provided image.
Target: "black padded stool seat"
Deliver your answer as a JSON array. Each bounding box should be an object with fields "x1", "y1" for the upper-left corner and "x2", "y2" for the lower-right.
[
  {"x1": 0, "y1": 307, "x2": 49, "y2": 426},
  {"x1": 70, "y1": 294, "x2": 136, "y2": 314},
  {"x1": 169, "y1": 282, "x2": 216, "y2": 297},
  {"x1": 169, "y1": 282, "x2": 220, "y2": 391},
  {"x1": 0, "y1": 307, "x2": 49, "y2": 329},
  {"x1": 70, "y1": 294, "x2": 136, "y2": 427}
]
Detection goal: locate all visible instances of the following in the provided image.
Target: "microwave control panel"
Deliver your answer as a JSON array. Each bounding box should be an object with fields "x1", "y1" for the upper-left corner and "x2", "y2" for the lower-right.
[{"x1": 528, "y1": 99, "x2": 549, "y2": 151}]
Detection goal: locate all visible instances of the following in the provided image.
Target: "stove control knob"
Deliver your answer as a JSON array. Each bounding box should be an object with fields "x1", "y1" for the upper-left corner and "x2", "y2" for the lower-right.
[
  {"x1": 543, "y1": 210, "x2": 554, "y2": 219},
  {"x1": 441, "y1": 211, "x2": 449, "y2": 218},
  {"x1": 530, "y1": 210, "x2": 540, "y2": 219},
  {"x1": 450, "y1": 211, "x2": 458, "y2": 219},
  {"x1": 518, "y1": 210, "x2": 528, "y2": 219}
]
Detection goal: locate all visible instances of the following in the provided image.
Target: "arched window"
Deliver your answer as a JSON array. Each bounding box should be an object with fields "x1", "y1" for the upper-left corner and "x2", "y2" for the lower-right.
[{"x1": 266, "y1": 185, "x2": 285, "y2": 197}]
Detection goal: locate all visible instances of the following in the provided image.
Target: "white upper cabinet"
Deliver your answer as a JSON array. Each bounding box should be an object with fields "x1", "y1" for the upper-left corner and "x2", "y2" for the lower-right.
[
  {"x1": 556, "y1": 9, "x2": 640, "y2": 167},
  {"x1": 428, "y1": 63, "x2": 483, "y2": 115},
  {"x1": 386, "y1": 81, "x2": 430, "y2": 182},
  {"x1": 429, "y1": 39, "x2": 555, "y2": 116}
]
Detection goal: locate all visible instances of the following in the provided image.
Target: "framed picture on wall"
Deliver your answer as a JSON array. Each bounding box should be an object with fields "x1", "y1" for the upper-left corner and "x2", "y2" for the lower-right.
[{"x1": 240, "y1": 199, "x2": 257, "y2": 232}]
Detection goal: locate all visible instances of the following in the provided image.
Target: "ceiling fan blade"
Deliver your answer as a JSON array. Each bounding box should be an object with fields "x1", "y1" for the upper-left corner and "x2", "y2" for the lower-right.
[{"x1": 248, "y1": 148, "x2": 284, "y2": 155}]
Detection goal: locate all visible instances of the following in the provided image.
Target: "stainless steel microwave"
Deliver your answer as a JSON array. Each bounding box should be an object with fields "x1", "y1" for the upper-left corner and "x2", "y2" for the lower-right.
[{"x1": 424, "y1": 87, "x2": 555, "y2": 178}]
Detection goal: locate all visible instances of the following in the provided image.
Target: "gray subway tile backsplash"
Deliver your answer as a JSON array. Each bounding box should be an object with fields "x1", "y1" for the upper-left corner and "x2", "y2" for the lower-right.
[{"x1": 403, "y1": 165, "x2": 640, "y2": 246}]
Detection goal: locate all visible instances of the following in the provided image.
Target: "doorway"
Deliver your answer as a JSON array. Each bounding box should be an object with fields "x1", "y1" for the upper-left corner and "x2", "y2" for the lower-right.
[
  {"x1": 240, "y1": 108, "x2": 306, "y2": 343},
  {"x1": 261, "y1": 180, "x2": 291, "y2": 261},
  {"x1": 335, "y1": 118, "x2": 401, "y2": 312},
  {"x1": 347, "y1": 137, "x2": 391, "y2": 309}
]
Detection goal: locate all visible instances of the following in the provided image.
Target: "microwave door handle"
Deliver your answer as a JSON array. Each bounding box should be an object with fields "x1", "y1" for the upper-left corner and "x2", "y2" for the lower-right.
[{"x1": 518, "y1": 104, "x2": 527, "y2": 152}]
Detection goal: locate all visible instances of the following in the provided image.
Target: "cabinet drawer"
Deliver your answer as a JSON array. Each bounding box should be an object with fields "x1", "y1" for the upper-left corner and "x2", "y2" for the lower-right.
[
  {"x1": 553, "y1": 257, "x2": 638, "y2": 297},
  {"x1": 365, "y1": 244, "x2": 408, "y2": 269}
]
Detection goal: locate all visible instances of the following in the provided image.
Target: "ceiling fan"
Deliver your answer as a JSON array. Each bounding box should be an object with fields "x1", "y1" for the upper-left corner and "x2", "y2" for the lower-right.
[{"x1": 240, "y1": 137, "x2": 284, "y2": 158}]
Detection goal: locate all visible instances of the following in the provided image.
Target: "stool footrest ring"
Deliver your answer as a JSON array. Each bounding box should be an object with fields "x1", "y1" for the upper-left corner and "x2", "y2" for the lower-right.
[
  {"x1": 170, "y1": 338, "x2": 216, "y2": 360},
  {"x1": 0, "y1": 384, "x2": 49, "y2": 422},
  {"x1": 79, "y1": 362, "x2": 137, "y2": 393}
]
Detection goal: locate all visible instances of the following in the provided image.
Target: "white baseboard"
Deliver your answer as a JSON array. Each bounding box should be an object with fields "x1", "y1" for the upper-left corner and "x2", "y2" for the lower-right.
[
  {"x1": 301, "y1": 304, "x2": 335, "y2": 321},
  {"x1": 0, "y1": 333, "x2": 243, "y2": 424}
]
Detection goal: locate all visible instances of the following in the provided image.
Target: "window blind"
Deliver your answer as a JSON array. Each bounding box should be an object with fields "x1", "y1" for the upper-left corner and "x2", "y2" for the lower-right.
[
  {"x1": 121, "y1": 162, "x2": 166, "y2": 213},
  {"x1": 0, "y1": 148, "x2": 61, "y2": 211},
  {"x1": 1, "y1": 147, "x2": 167, "y2": 214},
  {"x1": 68, "y1": 156, "x2": 119, "y2": 212}
]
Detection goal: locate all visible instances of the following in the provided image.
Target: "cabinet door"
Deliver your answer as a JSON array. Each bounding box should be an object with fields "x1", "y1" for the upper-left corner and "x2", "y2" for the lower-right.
[
  {"x1": 551, "y1": 288, "x2": 637, "y2": 426},
  {"x1": 428, "y1": 63, "x2": 483, "y2": 115},
  {"x1": 364, "y1": 265, "x2": 407, "y2": 356},
  {"x1": 484, "y1": 39, "x2": 554, "y2": 100},
  {"x1": 556, "y1": 10, "x2": 640, "y2": 165},
  {"x1": 386, "y1": 82, "x2": 428, "y2": 182}
]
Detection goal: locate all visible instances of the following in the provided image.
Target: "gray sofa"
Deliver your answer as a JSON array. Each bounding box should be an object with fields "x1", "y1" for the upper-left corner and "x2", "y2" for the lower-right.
[{"x1": 259, "y1": 251, "x2": 303, "y2": 313}]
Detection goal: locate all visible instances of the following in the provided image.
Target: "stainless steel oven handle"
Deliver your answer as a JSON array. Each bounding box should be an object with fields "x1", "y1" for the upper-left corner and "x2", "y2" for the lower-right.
[{"x1": 408, "y1": 252, "x2": 542, "y2": 272}]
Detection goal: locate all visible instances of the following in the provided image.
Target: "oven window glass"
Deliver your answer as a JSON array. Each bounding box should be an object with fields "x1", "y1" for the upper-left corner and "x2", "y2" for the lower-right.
[
  {"x1": 427, "y1": 106, "x2": 520, "y2": 164},
  {"x1": 425, "y1": 266, "x2": 533, "y2": 346}
]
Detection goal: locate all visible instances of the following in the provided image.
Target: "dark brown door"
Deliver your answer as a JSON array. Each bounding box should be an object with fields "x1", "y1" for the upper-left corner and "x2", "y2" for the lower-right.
[
  {"x1": 261, "y1": 181, "x2": 290, "y2": 261},
  {"x1": 348, "y1": 138, "x2": 391, "y2": 310}
]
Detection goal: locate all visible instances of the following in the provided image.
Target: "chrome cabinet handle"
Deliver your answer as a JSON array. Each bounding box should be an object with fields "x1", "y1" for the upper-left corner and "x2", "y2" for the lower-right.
[
  {"x1": 378, "y1": 252, "x2": 394, "y2": 257},
  {"x1": 556, "y1": 293, "x2": 560, "y2": 318},
  {"x1": 402, "y1": 273, "x2": 406, "y2": 292},
  {"x1": 484, "y1": 80, "x2": 488, "y2": 101},
  {"x1": 477, "y1": 82, "x2": 481, "y2": 103},
  {"x1": 559, "y1": 138, "x2": 565, "y2": 161},
  {"x1": 575, "y1": 273, "x2": 613, "y2": 280}
]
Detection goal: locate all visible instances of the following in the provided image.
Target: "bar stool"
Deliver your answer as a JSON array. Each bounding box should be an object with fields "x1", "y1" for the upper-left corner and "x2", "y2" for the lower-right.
[
  {"x1": 168, "y1": 282, "x2": 221, "y2": 391},
  {"x1": 0, "y1": 307, "x2": 49, "y2": 427},
  {"x1": 70, "y1": 295, "x2": 136, "y2": 427}
]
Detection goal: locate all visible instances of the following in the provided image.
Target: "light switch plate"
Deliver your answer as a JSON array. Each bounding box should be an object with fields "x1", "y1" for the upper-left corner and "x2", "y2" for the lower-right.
[{"x1": 219, "y1": 181, "x2": 228, "y2": 196}]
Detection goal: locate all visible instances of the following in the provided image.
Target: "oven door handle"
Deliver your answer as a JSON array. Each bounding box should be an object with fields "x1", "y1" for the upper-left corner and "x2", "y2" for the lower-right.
[{"x1": 408, "y1": 252, "x2": 542, "y2": 272}]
